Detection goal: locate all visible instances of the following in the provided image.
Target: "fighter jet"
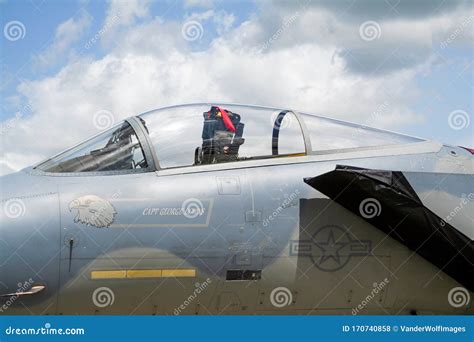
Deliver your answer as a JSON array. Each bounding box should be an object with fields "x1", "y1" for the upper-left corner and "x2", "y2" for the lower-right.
[{"x1": 1, "y1": 103, "x2": 472, "y2": 315}]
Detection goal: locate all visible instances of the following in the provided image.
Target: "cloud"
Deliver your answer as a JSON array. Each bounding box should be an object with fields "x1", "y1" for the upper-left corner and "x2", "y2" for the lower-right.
[
  {"x1": 33, "y1": 10, "x2": 92, "y2": 69},
  {"x1": 244, "y1": 0, "x2": 473, "y2": 74},
  {"x1": 86, "y1": 0, "x2": 154, "y2": 50},
  {"x1": 213, "y1": 11, "x2": 236, "y2": 35},
  {"x1": 0, "y1": 1, "x2": 469, "y2": 174},
  {"x1": 184, "y1": 0, "x2": 214, "y2": 9},
  {"x1": 1, "y1": 40, "x2": 421, "y2": 172},
  {"x1": 101, "y1": 0, "x2": 152, "y2": 37},
  {"x1": 0, "y1": 160, "x2": 17, "y2": 175},
  {"x1": 274, "y1": 0, "x2": 469, "y2": 21}
]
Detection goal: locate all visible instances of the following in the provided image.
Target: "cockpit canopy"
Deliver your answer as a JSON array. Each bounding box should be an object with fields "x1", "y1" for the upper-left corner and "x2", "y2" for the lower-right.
[
  {"x1": 36, "y1": 121, "x2": 148, "y2": 173},
  {"x1": 35, "y1": 104, "x2": 423, "y2": 173}
]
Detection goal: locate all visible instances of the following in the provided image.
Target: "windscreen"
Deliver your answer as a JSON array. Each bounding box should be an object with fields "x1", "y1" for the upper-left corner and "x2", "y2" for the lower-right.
[{"x1": 36, "y1": 122, "x2": 148, "y2": 173}]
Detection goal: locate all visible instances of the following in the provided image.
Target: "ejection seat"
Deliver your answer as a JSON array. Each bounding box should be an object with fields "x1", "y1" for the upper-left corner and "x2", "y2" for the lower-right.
[{"x1": 195, "y1": 106, "x2": 245, "y2": 165}]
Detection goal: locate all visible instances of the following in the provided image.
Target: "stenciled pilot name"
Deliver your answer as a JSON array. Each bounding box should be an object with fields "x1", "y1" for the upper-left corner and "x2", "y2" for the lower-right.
[{"x1": 142, "y1": 206, "x2": 205, "y2": 217}]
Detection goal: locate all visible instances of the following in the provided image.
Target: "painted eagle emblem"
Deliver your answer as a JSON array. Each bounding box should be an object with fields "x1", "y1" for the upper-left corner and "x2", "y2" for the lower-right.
[{"x1": 69, "y1": 195, "x2": 117, "y2": 228}]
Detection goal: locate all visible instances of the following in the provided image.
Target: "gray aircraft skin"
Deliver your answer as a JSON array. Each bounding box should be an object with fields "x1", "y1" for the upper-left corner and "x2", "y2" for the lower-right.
[{"x1": 0, "y1": 103, "x2": 472, "y2": 315}]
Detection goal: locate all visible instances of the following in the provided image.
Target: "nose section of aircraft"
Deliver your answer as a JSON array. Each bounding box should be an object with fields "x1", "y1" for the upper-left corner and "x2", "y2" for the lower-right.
[{"x1": 0, "y1": 170, "x2": 60, "y2": 314}]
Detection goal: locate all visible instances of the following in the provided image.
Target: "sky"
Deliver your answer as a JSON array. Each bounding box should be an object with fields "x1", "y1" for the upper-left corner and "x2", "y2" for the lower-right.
[{"x1": 0, "y1": 0, "x2": 473, "y2": 175}]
